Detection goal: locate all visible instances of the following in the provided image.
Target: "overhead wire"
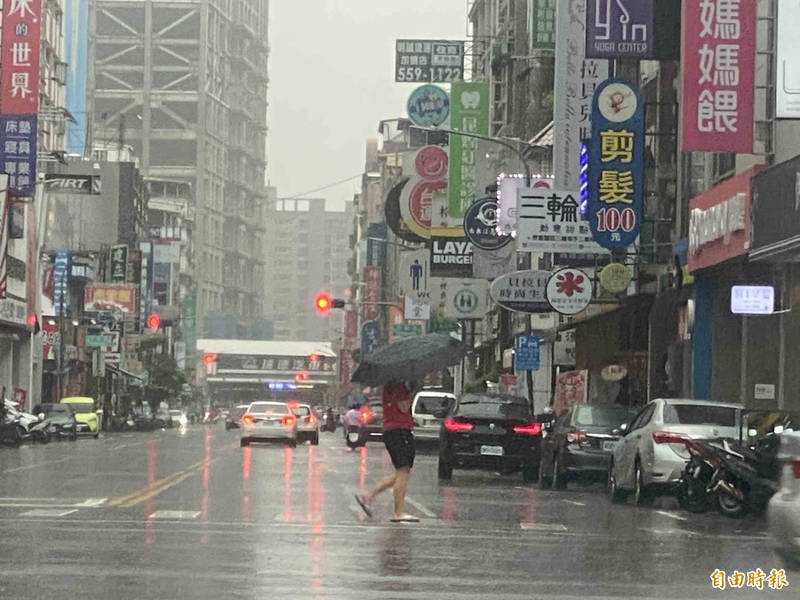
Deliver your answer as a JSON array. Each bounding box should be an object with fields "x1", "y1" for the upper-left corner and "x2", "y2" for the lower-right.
[{"x1": 280, "y1": 173, "x2": 363, "y2": 200}]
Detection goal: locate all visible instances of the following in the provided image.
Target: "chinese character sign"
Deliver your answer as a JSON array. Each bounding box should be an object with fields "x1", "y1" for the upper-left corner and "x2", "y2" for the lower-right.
[
  {"x1": 0, "y1": 114, "x2": 37, "y2": 198},
  {"x1": 588, "y1": 79, "x2": 645, "y2": 249},
  {"x1": 448, "y1": 82, "x2": 489, "y2": 219},
  {"x1": 681, "y1": 0, "x2": 755, "y2": 153},
  {"x1": 529, "y1": 0, "x2": 557, "y2": 51},
  {"x1": 0, "y1": 0, "x2": 42, "y2": 114},
  {"x1": 395, "y1": 40, "x2": 464, "y2": 83}
]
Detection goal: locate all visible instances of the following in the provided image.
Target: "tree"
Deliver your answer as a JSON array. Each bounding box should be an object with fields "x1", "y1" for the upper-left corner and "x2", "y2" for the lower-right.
[{"x1": 140, "y1": 334, "x2": 186, "y2": 410}]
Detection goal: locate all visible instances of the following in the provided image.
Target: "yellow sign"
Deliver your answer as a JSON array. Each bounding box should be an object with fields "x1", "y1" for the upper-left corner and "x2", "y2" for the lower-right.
[{"x1": 599, "y1": 263, "x2": 632, "y2": 294}]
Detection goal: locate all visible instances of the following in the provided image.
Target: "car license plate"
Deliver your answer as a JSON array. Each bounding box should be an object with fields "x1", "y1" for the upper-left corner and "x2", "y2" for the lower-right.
[
  {"x1": 480, "y1": 445, "x2": 504, "y2": 456},
  {"x1": 602, "y1": 440, "x2": 616, "y2": 451}
]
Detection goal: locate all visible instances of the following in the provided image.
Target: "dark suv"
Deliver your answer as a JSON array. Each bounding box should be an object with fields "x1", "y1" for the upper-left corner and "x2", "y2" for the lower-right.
[{"x1": 437, "y1": 393, "x2": 543, "y2": 483}]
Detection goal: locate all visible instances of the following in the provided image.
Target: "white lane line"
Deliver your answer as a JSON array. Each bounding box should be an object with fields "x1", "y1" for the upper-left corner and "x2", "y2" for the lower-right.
[
  {"x1": 562, "y1": 499, "x2": 586, "y2": 507},
  {"x1": 405, "y1": 496, "x2": 436, "y2": 518},
  {"x1": 110, "y1": 444, "x2": 128, "y2": 451},
  {"x1": 520, "y1": 522, "x2": 568, "y2": 531},
  {"x1": 2, "y1": 457, "x2": 70, "y2": 474},
  {"x1": 656, "y1": 510, "x2": 688, "y2": 521},
  {"x1": 148, "y1": 510, "x2": 200, "y2": 520},
  {"x1": 19, "y1": 508, "x2": 78, "y2": 518},
  {"x1": 73, "y1": 498, "x2": 108, "y2": 507}
]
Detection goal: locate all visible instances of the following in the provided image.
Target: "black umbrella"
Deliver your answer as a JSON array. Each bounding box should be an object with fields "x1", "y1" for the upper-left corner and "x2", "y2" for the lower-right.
[{"x1": 351, "y1": 333, "x2": 467, "y2": 386}]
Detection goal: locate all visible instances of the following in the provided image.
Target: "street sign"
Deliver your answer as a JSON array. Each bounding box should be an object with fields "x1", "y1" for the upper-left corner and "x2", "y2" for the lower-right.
[
  {"x1": 489, "y1": 270, "x2": 551, "y2": 313},
  {"x1": 546, "y1": 268, "x2": 593, "y2": 315},
  {"x1": 731, "y1": 286, "x2": 774, "y2": 315},
  {"x1": 443, "y1": 279, "x2": 489, "y2": 320},
  {"x1": 407, "y1": 84, "x2": 450, "y2": 128},
  {"x1": 398, "y1": 249, "x2": 430, "y2": 299},
  {"x1": 464, "y1": 197, "x2": 511, "y2": 251},
  {"x1": 404, "y1": 295, "x2": 431, "y2": 320},
  {"x1": 395, "y1": 39, "x2": 464, "y2": 83},
  {"x1": 392, "y1": 323, "x2": 423, "y2": 338},
  {"x1": 515, "y1": 335, "x2": 540, "y2": 371},
  {"x1": 86, "y1": 334, "x2": 112, "y2": 347}
]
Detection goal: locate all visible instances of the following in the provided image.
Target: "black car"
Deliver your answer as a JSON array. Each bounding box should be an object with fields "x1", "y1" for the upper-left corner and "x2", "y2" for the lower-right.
[
  {"x1": 226, "y1": 405, "x2": 249, "y2": 430},
  {"x1": 539, "y1": 404, "x2": 640, "y2": 490},
  {"x1": 132, "y1": 405, "x2": 156, "y2": 431},
  {"x1": 437, "y1": 393, "x2": 543, "y2": 483},
  {"x1": 39, "y1": 404, "x2": 77, "y2": 440}
]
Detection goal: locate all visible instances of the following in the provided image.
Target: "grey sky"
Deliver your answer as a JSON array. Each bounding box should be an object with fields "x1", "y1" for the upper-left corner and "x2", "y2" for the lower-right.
[{"x1": 267, "y1": 1, "x2": 466, "y2": 209}]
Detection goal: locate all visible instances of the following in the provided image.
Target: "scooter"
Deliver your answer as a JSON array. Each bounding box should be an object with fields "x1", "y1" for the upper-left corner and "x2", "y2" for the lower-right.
[
  {"x1": 22, "y1": 417, "x2": 52, "y2": 444},
  {"x1": 344, "y1": 424, "x2": 367, "y2": 448},
  {"x1": 677, "y1": 438, "x2": 721, "y2": 513},
  {"x1": 0, "y1": 416, "x2": 22, "y2": 447},
  {"x1": 711, "y1": 438, "x2": 779, "y2": 518}
]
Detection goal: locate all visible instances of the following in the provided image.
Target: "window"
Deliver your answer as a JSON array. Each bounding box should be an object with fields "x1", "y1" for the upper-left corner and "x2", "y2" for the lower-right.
[{"x1": 663, "y1": 404, "x2": 737, "y2": 427}]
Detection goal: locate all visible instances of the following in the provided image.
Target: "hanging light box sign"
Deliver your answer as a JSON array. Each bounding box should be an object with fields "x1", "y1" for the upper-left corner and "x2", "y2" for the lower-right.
[
  {"x1": 730, "y1": 286, "x2": 774, "y2": 315},
  {"x1": 587, "y1": 79, "x2": 645, "y2": 249}
]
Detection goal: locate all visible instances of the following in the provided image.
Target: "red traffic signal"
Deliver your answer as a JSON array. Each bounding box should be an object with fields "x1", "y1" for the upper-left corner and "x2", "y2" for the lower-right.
[
  {"x1": 315, "y1": 293, "x2": 332, "y2": 315},
  {"x1": 309, "y1": 352, "x2": 319, "y2": 363},
  {"x1": 294, "y1": 370, "x2": 309, "y2": 383},
  {"x1": 147, "y1": 313, "x2": 161, "y2": 331},
  {"x1": 203, "y1": 352, "x2": 217, "y2": 366}
]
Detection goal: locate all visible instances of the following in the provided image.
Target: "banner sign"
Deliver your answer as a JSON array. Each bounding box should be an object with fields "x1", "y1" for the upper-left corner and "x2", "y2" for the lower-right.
[
  {"x1": 777, "y1": 0, "x2": 800, "y2": 118},
  {"x1": 361, "y1": 266, "x2": 382, "y2": 323},
  {"x1": 395, "y1": 40, "x2": 464, "y2": 83},
  {"x1": 517, "y1": 188, "x2": 608, "y2": 254},
  {"x1": 546, "y1": 268, "x2": 593, "y2": 315},
  {"x1": 489, "y1": 270, "x2": 551, "y2": 313},
  {"x1": 407, "y1": 84, "x2": 450, "y2": 128},
  {"x1": 553, "y1": 369, "x2": 589, "y2": 416},
  {"x1": 53, "y1": 251, "x2": 70, "y2": 316},
  {"x1": 554, "y1": 0, "x2": 609, "y2": 188},
  {"x1": 84, "y1": 284, "x2": 136, "y2": 313},
  {"x1": 515, "y1": 334, "x2": 540, "y2": 371},
  {"x1": 588, "y1": 79, "x2": 644, "y2": 249},
  {"x1": 0, "y1": 175, "x2": 7, "y2": 298},
  {"x1": 529, "y1": 0, "x2": 557, "y2": 51},
  {"x1": 0, "y1": 115, "x2": 38, "y2": 197},
  {"x1": 463, "y1": 197, "x2": 511, "y2": 251},
  {"x1": 442, "y1": 278, "x2": 489, "y2": 320},
  {"x1": 681, "y1": 0, "x2": 756, "y2": 153},
  {"x1": 400, "y1": 146, "x2": 448, "y2": 239},
  {"x1": 430, "y1": 236, "x2": 473, "y2": 278},
  {"x1": 360, "y1": 320, "x2": 381, "y2": 357},
  {"x1": 43, "y1": 174, "x2": 101, "y2": 195},
  {"x1": 0, "y1": 0, "x2": 42, "y2": 114},
  {"x1": 586, "y1": 0, "x2": 654, "y2": 59},
  {"x1": 110, "y1": 245, "x2": 128, "y2": 283},
  {"x1": 448, "y1": 82, "x2": 490, "y2": 219}
]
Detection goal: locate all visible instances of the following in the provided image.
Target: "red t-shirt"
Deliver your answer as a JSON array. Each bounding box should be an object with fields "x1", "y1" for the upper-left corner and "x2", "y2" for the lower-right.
[{"x1": 382, "y1": 382, "x2": 415, "y2": 431}]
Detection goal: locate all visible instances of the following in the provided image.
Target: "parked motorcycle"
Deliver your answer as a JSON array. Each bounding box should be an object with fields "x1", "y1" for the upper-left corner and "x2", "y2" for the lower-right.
[
  {"x1": 677, "y1": 438, "x2": 719, "y2": 513},
  {"x1": 712, "y1": 438, "x2": 780, "y2": 518},
  {"x1": 0, "y1": 417, "x2": 22, "y2": 448},
  {"x1": 21, "y1": 416, "x2": 52, "y2": 444}
]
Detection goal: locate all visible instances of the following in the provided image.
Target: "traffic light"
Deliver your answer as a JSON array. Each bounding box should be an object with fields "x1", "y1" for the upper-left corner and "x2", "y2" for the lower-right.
[
  {"x1": 203, "y1": 352, "x2": 217, "y2": 366},
  {"x1": 294, "y1": 370, "x2": 309, "y2": 383},
  {"x1": 314, "y1": 293, "x2": 345, "y2": 315},
  {"x1": 147, "y1": 313, "x2": 161, "y2": 331}
]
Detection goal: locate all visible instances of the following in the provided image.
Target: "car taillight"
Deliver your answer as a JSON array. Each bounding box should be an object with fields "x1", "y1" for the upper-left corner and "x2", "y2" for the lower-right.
[
  {"x1": 360, "y1": 409, "x2": 372, "y2": 423},
  {"x1": 444, "y1": 418, "x2": 473, "y2": 433},
  {"x1": 791, "y1": 460, "x2": 800, "y2": 479},
  {"x1": 652, "y1": 431, "x2": 688, "y2": 444},
  {"x1": 242, "y1": 414, "x2": 253, "y2": 425},
  {"x1": 282, "y1": 416, "x2": 295, "y2": 427},
  {"x1": 513, "y1": 423, "x2": 542, "y2": 435},
  {"x1": 305, "y1": 415, "x2": 316, "y2": 425},
  {"x1": 566, "y1": 430, "x2": 587, "y2": 444}
]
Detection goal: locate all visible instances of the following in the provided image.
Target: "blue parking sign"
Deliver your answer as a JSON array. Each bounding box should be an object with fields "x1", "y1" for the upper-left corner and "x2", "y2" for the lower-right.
[{"x1": 515, "y1": 334, "x2": 540, "y2": 371}]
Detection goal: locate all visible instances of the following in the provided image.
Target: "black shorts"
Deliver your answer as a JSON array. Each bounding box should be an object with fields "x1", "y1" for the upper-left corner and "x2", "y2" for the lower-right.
[{"x1": 383, "y1": 429, "x2": 415, "y2": 469}]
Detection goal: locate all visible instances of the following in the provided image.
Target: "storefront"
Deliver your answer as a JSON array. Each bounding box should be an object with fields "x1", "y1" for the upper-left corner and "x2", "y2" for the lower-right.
[
  {"x1": 749, "y1": 155, "x2": 800, "y2": 411},
  {"x1": 689, "y1": 165, "x2": 769, "y2": 406}
]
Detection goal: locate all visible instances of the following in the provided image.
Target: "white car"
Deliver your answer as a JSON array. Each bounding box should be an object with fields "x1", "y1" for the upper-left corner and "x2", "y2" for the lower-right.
[
  {"x1": 411, "y1": 390, "x2": 456, "y2": 442},
  {"x1": 289, "y1": 403, "x2": 320, "y2": 445},
  {"x1": 240, "y1": 401, "x2": 297, "y2": 448},
  {"x1": 768, "y1": 431, "x2": 800, "y2": 570},
  {"x1": 609, "y1": 398, "x2": 743, "y2": 505}
]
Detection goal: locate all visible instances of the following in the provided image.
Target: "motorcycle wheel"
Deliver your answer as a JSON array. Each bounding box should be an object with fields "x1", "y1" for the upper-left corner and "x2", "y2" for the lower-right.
[
  {"x1": 677, "y1": 482, "x2": 711, "y2": 513},
  {"x1": 34, "y1": 430, "x2": 50, "y2": 444},
  {"x1": 717, "y1": 489, "x2": 747, "y2": 518}
]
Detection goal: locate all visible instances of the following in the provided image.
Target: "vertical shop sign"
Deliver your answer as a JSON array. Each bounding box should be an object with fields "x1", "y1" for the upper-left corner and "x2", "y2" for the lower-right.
[
  {"x1": 681, "y1": 0, "x2": 756, "y2": 153},
  {"x1": 588, "y1": 79, "x2": 645, "y2": 249},
  {"x1": 361, "y1": 266, "x2": 382, "y2": 323},
  {"x1": 448, "y1": 82, "x2": 490, "y2": 219},
  {"x1": 529, "y1": 0, "x2": 557, "y2": 51},
  {"x1": 554, "y1": 0, "x2": 609, "y2": 189},
  {"x1": 110, "y1": 245, "x2": 128, "y2": 283}
]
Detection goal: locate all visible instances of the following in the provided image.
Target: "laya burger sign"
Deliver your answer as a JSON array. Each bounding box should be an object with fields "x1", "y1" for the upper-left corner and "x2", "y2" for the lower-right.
[{"x1": 430, "y1": 236, "x2": 473, "y2": 277}]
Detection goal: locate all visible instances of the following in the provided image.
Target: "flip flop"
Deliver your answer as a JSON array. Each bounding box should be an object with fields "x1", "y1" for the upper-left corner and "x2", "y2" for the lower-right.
[
  {"x1": 355, "y1": 494, "x2": 373, "y2": 518},
  {"x1": 390, "y1": 514, "x2": 420, "y2": 523}
]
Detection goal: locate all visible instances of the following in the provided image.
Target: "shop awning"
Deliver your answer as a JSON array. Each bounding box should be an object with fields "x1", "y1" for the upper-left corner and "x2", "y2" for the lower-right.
[{"x1": 105, "y1": 363, "x2": 146, "y2": 382}]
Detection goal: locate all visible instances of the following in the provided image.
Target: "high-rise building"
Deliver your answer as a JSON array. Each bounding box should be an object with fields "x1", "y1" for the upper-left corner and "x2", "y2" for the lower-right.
[
  {"x1": 86, "y1": 0, "x2": 269, "y2": 335},
  {"x1": 264, "y1": 196, "x2": 353, "y2": 342}
]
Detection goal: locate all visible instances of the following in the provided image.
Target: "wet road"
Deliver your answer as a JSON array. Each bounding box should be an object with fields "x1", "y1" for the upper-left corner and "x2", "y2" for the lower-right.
[{"x1": 0, "y1": 426, "x2": 786, "y2": 599}]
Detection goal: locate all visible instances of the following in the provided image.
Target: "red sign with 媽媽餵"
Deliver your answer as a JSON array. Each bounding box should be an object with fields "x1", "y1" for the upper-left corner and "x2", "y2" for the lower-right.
[
  {"x1": 681, "y1": 0, "x2": 756, "y2": 153},
  {"x1": 688, "y1": 165, "x2": 765, "y2": 273},
  {"x1": 0, "y1": 0, "x2": 42, "y2": 114}
]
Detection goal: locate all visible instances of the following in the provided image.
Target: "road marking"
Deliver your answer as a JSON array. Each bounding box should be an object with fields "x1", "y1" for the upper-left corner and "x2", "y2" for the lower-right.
[
  {"x1": 73, "y1": 498, "x2": 108, "y2": 507},
  {"x1": 148, "y1": 510, "x2": 200, "y2": 520},
  {"x1": 562, "y1": 499, "x2": 586, "y2": 506},
  {"x1": 655, "y1": 510, "x2": 688, "y2": 521},
  {"x1": 109, "y1": 456, "x2": 219, "y2": 508},
  {"x1": 2, "y1": 457, "x2": 70, "y2": 474},
  {"x1": 19, "y1": 508, "x2": 78, "y2": 518},
  {"x1": 520, "y1": 522, "x2": 568, "y2": 531},
  {"x1": 405, "y1": 496, "x2": 436, "y2": 518}
]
